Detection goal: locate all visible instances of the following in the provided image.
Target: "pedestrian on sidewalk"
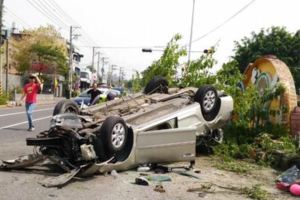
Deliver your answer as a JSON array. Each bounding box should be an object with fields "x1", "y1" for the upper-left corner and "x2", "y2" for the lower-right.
[{"x1": 21, "y1": 74, "x2": 42, "y2": 131}]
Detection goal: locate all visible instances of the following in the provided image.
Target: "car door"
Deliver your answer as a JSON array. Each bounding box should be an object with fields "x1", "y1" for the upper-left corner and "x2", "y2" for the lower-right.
[{"x1": 135, "y1": 121, "x2": 196, "y2": 164}]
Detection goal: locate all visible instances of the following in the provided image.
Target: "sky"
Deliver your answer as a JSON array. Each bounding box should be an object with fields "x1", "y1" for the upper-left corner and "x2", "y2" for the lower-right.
[{"x1": 3, "y1": 0, "x2": 300, "y2": 79}]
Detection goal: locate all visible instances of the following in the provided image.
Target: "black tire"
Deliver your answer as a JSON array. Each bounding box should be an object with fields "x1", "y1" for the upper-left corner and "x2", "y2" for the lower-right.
[
  {"x1": 99, "y1": 116, "x2": 128, "y2": 157},
  {"x1": 144, "y1": 76, "x2": 168, "y2": 94},
  {"x1": 194, "y1": 85, "x2": 220, "y2": 121},
  {"x1": 53, "y1": 100, "x2": 79, "y2": 116}
]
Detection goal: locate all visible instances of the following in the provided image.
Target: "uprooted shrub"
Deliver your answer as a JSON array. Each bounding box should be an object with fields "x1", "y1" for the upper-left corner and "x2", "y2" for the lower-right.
[{"x1": 213, "y1": 132, "x2": 297, "y2": 169}]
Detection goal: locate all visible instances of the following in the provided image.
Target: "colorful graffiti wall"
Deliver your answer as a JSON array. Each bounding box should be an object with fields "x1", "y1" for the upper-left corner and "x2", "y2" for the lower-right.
[{"x1": 243, "y1": 55, "x2": 297, "y2": 125}]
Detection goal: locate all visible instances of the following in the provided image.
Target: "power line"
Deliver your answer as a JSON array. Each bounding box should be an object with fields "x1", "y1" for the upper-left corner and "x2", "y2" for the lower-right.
[
  {"x1": 47, "y1": 0, "x2": 96, "y2": 45},
  {"x1": 47, "y1": 0, "x2": 78, "y2": 25},
  {"x1": 43, "y1": 0, "x2": 74, "y2": 25},
  {"x1": 78, "y1": 46, "x2": 154, "y2": 49},
  {"x1": 26, "y1": 0, "x2": 67, "y2": 29},
  {"x1": 44, "y1": 0, "x2": 97, "y2": 47},
  {"x1": 190, "y1": 0, "x2": 256, "y2": 45},
  {"x1": 33, "y1": 0, "x2": 69, "y2": 28},
  {"x1": 28, "y1": 0, "x2": 100, "y2": 59},
  {"x1": 41, "y1": 0, "x2": 70, "y2": 25},
  {"x1": 4, "y1": 7, "x2": 32, "y2": 28}
]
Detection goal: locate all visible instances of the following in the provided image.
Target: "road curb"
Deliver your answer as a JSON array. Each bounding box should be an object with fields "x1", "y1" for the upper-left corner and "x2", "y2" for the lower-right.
[{"x1": 0, "y1": 99, "x2": 64, "y2": 109}]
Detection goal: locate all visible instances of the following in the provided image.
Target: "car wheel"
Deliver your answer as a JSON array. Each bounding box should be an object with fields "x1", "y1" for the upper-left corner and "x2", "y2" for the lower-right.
[
  {"x1": 144, "y1": 76, "x2": 168, "y2": 94},
  {"x1": 100, "y1": 116, "x2": 128, "y2": 157},
  {"x1": 194, "y1": 85, "x2": 220, "y2": 121},
  {"x1": 53, "y1": 100, "x2": 79, "y2": 116}
]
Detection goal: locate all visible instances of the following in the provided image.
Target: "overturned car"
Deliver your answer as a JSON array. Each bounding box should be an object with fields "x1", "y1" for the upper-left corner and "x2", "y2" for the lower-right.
[{"x1": 0, "y1": 77, "x2": 233, "y2": 187}]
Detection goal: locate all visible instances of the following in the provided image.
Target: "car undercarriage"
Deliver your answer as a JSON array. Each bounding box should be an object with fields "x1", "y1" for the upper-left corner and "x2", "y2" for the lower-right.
[{"x1": 0, "y1": 78, "x2": 233, "y2": 187}]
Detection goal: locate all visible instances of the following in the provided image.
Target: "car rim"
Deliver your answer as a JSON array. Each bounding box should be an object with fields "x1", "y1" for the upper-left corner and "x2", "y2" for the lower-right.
[
  {"x1": 111, "y1": 123, "x2": 125, "y2": 149},
  {"x1": 203, "y1": 90, "x2": 215, "y2": 112}
]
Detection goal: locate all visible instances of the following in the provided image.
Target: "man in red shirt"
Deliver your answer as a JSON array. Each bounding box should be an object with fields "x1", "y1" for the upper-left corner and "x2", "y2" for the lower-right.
[{"x1": 21, "y1": 74, "x2": 42, "y2": 131}]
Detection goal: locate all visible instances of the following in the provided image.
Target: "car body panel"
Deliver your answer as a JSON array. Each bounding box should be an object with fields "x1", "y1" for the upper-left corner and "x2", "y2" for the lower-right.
[
  {"x1": 135, "y1": 127, "x2": 196, "y2": 164},
  {"x1": 79, "y1": 89, "x2": 233, "y2": 172}
]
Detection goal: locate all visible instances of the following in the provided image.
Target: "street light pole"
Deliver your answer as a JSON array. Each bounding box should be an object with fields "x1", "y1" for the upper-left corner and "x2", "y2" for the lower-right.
[
  {"x1": 68, "y1": 26, "x2": 73, "y2": 99},
  {"x1": 187, "y1": 0, "x2": 196, "y2": 68}
]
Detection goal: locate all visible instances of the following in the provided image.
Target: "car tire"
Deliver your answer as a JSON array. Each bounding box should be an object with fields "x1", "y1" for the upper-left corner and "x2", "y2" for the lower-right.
[
  {"x1": 53, "y1": 100, "x2": 80, "y2": 116},
  {"x1": 194, "y1": 85, "x2": 220, "y2": 121},
  {"x1": 144, "y1": 76, "x2": 168, "y2": 94},
  {"x1": 99, "y1": 116, "x2": 128, "y2": 157}
]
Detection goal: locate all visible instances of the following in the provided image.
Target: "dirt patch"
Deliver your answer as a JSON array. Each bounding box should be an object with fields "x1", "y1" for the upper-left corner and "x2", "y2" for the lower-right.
[{"x1": 0, "y1": 156, "x2": 294, "y2": 200}]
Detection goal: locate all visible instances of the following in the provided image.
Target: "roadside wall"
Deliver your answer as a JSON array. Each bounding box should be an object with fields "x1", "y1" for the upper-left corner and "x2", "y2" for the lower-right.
[{"x1": 0, "y1": 73, "x2": 22, "y2": 91}]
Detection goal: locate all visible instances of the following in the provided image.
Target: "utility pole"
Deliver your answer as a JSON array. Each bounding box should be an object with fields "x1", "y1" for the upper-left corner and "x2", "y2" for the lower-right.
[
  {"x1": 5, "y1": 37, "x2": 8, "y2": 94},
  {"x1": 91, "y1": 46, "x2": 101, "y2": 71},
  {"x1": 109, "y1": 65, "x2": 117, "y2": 87},
  {"x1": 118, "y1": 67, "x2": 124, "y2": 86},
  {"x1": 101, "y1": 57, "x2": 108, "y2": 84},
  {"x1": 187, "y1": 0, "x2": 196, "y2": 68},
  {"x1": 0, "y1": 0, "x2": 4, "y2": 95},
  {"x1": 68, "y1": 26, "x2": 80, "y2": 99},
  {"x1": 92, "y1": 46, "x2": 95, "y2": 70},
  {"x1": 96, "y1": 51, "x2": 100, "y2": 81}
]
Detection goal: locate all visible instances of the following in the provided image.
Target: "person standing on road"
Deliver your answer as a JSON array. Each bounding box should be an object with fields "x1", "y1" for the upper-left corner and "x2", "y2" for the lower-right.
[
  {"x1": 87, "y1": 83, "x2": 102, "y2": 105},
  {"x1": 21, "y1": 74, "x2": 42, "y2": 131}
]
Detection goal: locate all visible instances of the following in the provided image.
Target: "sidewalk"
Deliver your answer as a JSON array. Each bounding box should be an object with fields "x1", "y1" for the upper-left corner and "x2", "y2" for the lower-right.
[
  {"x1": 0, "y1": 95, "x2": 65, "y2": 108},
  {"x1": 37, "y1": 97, "x2": 65, "y2": 105}
]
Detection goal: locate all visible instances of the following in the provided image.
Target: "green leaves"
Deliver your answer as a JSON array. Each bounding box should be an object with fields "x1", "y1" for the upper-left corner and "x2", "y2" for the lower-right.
[
  {"x1": 142, "y1": 33, "x2": 186, "y2": 86},
  {"x1": 13, "y1": 25, "x2": 68, "y2": 75},
  {"x1": 233, "y1": 26, "x2": 300, "y2": 89},
  {"x1": 181, "y1": 51, "x2": 216, "y2": 87}
]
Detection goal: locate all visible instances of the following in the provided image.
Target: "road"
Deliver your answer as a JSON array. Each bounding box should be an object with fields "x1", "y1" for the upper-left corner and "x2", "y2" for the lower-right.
[{"x1": 0, "y1": 104, "x2": 55, "y2": 160}]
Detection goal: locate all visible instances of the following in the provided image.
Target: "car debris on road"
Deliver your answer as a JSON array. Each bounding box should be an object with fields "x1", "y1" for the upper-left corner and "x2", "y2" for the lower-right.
[{"x1": 0, "y1": 77, "x2": 233, "y2": 187}]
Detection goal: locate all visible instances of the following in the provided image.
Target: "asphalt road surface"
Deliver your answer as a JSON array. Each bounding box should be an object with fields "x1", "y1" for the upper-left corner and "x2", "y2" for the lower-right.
[{"x1": 0, "y1": 104, "x2": 55, "y2": 160}]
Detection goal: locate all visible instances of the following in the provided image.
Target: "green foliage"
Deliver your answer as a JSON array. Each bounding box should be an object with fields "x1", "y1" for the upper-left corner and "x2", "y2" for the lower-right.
[
  {"x1": 242, "y1": 184, "x2": 270, "y2": 200},
  {"x1": 13, "y1": 25, "x2": 68, "y2": 75},
  {"x1": 0, "y1": 94, "x2": 8, "y2": 105},
  {"x1": 233, "y1": 26, "x2": 300, "y2": 90},
  {"x1": 213, "y1": 157, "x2": 259, "y2": 174},
  {"x1": 214, "y1": 132, "x2": 297, "y2": 167},
  {"x1": 142, "y1": 34, "x2": 186, "y2": 86},
  {"x1": 215, "y1": 60, "x2": 243, "y2": 90},
  {"x1": 181, "y1": 49, "x2": 216, "y2": 87},
  {"x1": 132, "y1": 71, "x2": 142, "y2": 93},
  {"x1": 29, "y1": 42, "x2": 67, "y2": 75}
]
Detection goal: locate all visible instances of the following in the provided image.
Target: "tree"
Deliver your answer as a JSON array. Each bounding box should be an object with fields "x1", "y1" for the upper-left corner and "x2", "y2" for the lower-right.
[
  {"x1": 233, "y1": 26, "x2": 300, "y2": 90},
  {"x1": 181, "y1": 48, "x2": 216, "y2": 87},
  {"x1": 12, "y1": 25, "x2": 68, "y2": 76},
  {"x1": 142, "y1": 34, "x2": 186, "y2": 86},
  {"x1": 132, "y1": 71, "x2": 142, "y2": 92}
]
